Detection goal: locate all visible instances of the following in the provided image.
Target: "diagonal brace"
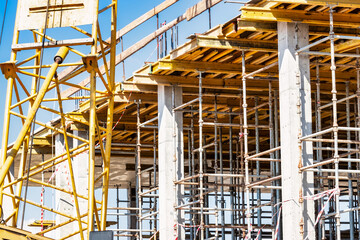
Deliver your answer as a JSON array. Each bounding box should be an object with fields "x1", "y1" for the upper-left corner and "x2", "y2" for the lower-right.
[{"x1": 0, "y1": 47, "x2": 69, "y2": 187}]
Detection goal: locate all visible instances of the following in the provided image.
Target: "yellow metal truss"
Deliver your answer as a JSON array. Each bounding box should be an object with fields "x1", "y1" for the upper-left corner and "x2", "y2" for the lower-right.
[{"x1": 0, "y1": 0, "x2": 118, "y2": 239}]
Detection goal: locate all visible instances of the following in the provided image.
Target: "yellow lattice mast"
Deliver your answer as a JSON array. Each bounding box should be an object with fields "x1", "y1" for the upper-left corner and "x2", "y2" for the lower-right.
[{"x1": 0, "y1": 0, "x2": 117, "y2": 239}]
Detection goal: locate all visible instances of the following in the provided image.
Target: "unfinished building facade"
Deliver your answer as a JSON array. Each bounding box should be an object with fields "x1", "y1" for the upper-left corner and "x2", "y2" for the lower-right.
[{"x1": 0, "y1": 0, "x2": 360, "y2": 240}]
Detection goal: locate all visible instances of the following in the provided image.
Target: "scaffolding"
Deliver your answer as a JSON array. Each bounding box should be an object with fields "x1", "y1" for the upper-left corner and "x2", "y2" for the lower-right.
[{"x1": 2, "y1": 0, "x2": 360, "y2": 240}]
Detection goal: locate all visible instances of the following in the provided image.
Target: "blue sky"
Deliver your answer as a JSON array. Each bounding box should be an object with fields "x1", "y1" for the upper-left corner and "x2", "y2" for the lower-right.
[{"x1": 0, "y1": 0, "x2": 242, "y2": 237}]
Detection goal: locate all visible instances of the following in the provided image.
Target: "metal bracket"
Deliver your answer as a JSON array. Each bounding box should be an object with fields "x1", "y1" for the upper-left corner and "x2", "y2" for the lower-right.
[
  {"x1": 0, "y1": 62, "x2": 17, "y2": 79},
  {"x1": 82, "y1": 55, "x2": 99, "y2": 73}
]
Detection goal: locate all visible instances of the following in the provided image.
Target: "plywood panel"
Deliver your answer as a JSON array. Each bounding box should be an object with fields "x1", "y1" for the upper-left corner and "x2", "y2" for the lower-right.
[{"x1": 17, "y1": 0, "x2": 97, "y2": 30}]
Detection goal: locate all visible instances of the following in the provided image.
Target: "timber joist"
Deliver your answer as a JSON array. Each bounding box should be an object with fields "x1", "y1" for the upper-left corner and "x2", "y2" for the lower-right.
[
  {"x1": 242, "y1": 0, "x2": 360, "y2": 27},
  {"x1": 249, "y1": 0, "x2": 360, "y2": 9},
  {"x1": 170, "y1": 35, "x2": 278, "y2": 60}
]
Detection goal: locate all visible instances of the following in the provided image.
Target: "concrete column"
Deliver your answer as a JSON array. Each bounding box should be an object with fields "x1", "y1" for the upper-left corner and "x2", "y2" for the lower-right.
[
  {"x1": 55, "y1": 130, "x2": 89, "y2": 240},
  {"x1": 157, "y1": 85, "x2": 184, "y2": 240},
  {"x1": 278, "y1": 22, "x2": 315, "y2": 239},
  {"x1": 73, "y1": 130, "x2": 89, "y2": 239},
  {"x1": 55, "y1": 133, "x2": 75, "y2": 239}
]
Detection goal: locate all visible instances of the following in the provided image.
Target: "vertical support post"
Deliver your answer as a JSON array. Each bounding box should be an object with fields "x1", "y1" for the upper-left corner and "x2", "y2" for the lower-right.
[
  {"x1": 100, "y1": 0, "x2": 117, "y2": 230},
  {"x1": 88, "y1": 0, "x2": 99, "y2": 234},
  {"x1": 219, "y1": 127, "x2": 225, "y2": 238},
  {"x1": 278, "y1": 22, "x2": 315, "y2": 239},
  {"x1": 128, "y1": 185, "x2": 137, "y2": 240},
  {"x1": 158, "y1": 85, "x2": 184, "y2": 240},
  {"x1": 198, "y1": 73, "x2": 205, "y2": 240},
  {"x1": 190, "y1": 107, "x2": 195, "y2": 240},
  {"x1": 315, "y1": 62, "x2": 326, "y2": 240},
  {"x1": 255, "y1": 97, "x2": 261, "y2": 239},
  {"x1": 14, "y1": 29, "x2": 43, "y2": 227},
  {"x1": 0, "y1": 8, "x2": 20, "y2": 218},
  {"x1": 346, "y1": 81, "x2": 355, "y2": 240},
  {"x1": 214, "y1": 96, "x2": 219, "y2": 240},
  {"x1": 329, "y1": 8, "x2": 341, "y2": 240},
  {"x1": 269, "y1": 81, "x2": 275, "y2": 238},
  {"x1": 229, "y1": 108, "x2": 235, "y2": 239},
  {"x1": 116, "y1": 185, "x2": 120, "y2": 240},
  {"x1": 136, "y1": 102, "x2": 143, "y2": 240},
  {"x1": 153, "y1": 128, "x2": 158, "y2": 233},
  {"x1": 356, "y1": 49, "x2": 360, "y2": 236},
  {"x1": 242, "y1": 51, "x2": 252, "y2": 239}
]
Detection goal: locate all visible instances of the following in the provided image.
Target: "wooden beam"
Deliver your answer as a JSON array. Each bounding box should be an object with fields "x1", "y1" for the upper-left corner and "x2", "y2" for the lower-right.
[
  {"x1": 185, "y1": 0, "x2": 223, "y2": 21},
  {"x1": 170, "y1": 35, "x2": 277, "y2": 59},
  {"x1": 237, "y1": 19, "x2": 360, "y2": 36},
  {"x1": 130, "y1": 74, "x2": 241, "y2": 90},
  {"x1": 265, "y1": 0, "x2": 360, "y2": 8},
  {"x1": 241, "y1": 7, "x2": 360, "y2": 27},
  {"x1": 152, "y1": 60, "x2": 278, "y2": 75},
  {"x1": 116, "y1": 0, "x2": 179, "y2": 40}
]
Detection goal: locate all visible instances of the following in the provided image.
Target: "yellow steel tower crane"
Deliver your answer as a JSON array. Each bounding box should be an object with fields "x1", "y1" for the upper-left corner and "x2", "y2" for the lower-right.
[{"x1": 0, "y1": 0, "x2": 117, "y2": 239}]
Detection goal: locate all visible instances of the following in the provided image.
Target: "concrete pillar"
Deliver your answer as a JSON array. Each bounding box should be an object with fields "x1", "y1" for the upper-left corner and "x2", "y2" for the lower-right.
[
  {"x1": 72, "y1": 130, "x2": 89, "y2": 239},
  {"x1": 278, "y1": 22, "x2": 315, "y2": 239},
  {"x1": 55, "y1": 133, "x2": 75, "y2": 239},
  {"x1": 157, "y1": 85, "x2": 185, "y2": 240},
  {"x1": 55, "y1": 130, "x2": 89, "y2": 240}
]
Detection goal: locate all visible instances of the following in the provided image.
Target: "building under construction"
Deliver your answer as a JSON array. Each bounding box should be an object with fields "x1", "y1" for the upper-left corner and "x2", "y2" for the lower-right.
[{"x1": 0, "y1": 0, "x2": 360, "y2": 239}]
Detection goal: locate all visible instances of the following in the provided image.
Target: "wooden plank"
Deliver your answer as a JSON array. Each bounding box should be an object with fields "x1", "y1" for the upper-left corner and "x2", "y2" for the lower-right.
[
  {"x1": 17, "y1": 0, "x2": 97, "y2": 30},
  {"x1": 241, "y1": 7, "x2": 360, "y2": 27},
  {"x1": 265, "y1": 0, "x2": 360, "y2": 8},
  {"x1": 185, "y1": 0, "x2": 223, "y2": 21},
  {"x1": 116, "y1": 0, "x2": 179, "y2": 39}
]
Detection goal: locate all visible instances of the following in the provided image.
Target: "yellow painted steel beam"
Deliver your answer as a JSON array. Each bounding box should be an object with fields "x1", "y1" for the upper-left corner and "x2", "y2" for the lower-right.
[
  {"x1": 88, "y1": 0, "x2": 99, "y2": 234},
  {"x1": 101, "y1": 0, "x2": 116, "y2": 218},
  {"x1": 9, "y1": 110, "x2": 90, "y2": 144},
  {"x1": 0, "y1": 47, "x2": 69, "y2": 187},
  {"x1": 265, "y1": 0, "x2": 360, "y2": 8},
  {"x1": 241, "y1": 7, "x2": 360, "y2": 27},
  {"x1": 13, "y1": 30, "x2": 43, "y2": 226},
  {"x1": 2, "y1": 191, "x2": 85, "y2": 224}
]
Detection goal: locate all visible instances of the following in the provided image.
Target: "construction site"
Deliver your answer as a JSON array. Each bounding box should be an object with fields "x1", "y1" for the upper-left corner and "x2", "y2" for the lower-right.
[{"x1": 1, "y1": 0, "x2": 360, "y2": 239}]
